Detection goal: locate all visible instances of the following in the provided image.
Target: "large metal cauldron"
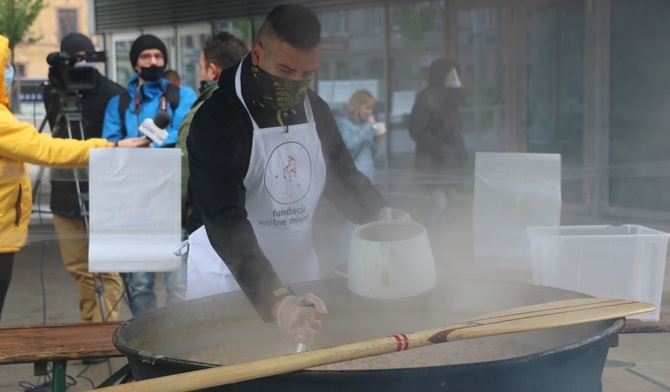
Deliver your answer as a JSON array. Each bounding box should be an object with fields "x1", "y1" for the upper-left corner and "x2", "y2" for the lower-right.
[{"x1": 114, "y1": 278, "x2": 623, "y2": 391}]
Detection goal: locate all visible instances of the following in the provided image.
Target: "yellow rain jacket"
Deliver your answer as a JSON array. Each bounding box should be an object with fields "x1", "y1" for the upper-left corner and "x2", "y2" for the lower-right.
[{"x1": 0, "y1": 35, "x2": 113, "y2": 253}]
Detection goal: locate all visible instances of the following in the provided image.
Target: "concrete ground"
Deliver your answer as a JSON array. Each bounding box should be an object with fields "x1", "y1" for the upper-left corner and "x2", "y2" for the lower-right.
[{"x1": 1, "y1": 192, "x2": 669, "y2": 391}]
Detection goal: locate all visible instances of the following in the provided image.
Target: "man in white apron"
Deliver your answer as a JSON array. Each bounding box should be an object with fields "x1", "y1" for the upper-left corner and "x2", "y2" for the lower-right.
[{"x1": 186, "y1": 5, "x2": 395, "y2": 344}]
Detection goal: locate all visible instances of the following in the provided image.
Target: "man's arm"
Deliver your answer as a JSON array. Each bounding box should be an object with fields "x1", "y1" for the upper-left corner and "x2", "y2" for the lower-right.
[
  {"x1": 0, "y1": 108, "x2": 112, "y2": 166},
  {"x1": 177, "y1": 102, "x2": 200, "y2": 227}
]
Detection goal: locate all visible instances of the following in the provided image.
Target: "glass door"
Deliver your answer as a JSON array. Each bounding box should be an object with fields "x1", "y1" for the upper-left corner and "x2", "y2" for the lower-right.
[
  {"x1": 109, "y1": 31, "x2": 141, "y2": 87},
  {"x1": 176, "y1": 24, "x2": 212, "y2": 92},
  {"x1": 453, "y1": 1, "x2": 513, "y2": 159},
  {"x1": 317, "y1": 6, "x2": 389, "y2": 170},
  {"x1": 453, "y1": 0, "x2": 589, "y2": 210},
  {"x1": 607, "y1": 0, "x2": 670, "y2": 219},
  {"x1": 524, "y1": 0, "x2": 670, "y2": 223},
  {"x1": 525, "y1": 0, "x2": 585, "y2": 204},
  {"x1": 386, "y1": 1, "x2": 448, "y2": 171}
]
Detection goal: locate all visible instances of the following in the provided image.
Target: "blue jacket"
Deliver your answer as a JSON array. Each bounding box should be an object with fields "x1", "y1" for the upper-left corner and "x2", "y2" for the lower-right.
[
  {"x1": 102, "y1": 75, "x2": 197, "y2": 147},
  {"x1": 335, "y1": 115, "x2": 377, "y2": 172}
]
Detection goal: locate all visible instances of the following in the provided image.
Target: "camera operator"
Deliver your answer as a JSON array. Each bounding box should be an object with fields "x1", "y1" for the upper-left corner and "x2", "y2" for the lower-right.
[{"x1": 44, "y1": 33, "x2": 127, "y2": 324}]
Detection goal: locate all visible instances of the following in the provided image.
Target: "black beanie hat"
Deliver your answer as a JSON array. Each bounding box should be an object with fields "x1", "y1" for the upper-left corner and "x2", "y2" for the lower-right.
[
  {"x1": 61, "y1": 33, "x2": 95, "y2": 55},
  {"x1": 130, "y1": 34, "x2": 168, "y2": 68}
]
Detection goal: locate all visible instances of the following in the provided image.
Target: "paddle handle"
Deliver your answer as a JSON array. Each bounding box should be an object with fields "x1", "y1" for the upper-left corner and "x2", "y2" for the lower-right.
[{"x1": 98, "y1": 326, "x2": 449, "y2": 392}]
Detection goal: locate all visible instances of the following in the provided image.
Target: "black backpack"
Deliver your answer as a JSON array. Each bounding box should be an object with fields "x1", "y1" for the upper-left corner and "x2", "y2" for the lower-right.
[{"x1": 118, "y1": 83, "x2": 180, "y2": 131}]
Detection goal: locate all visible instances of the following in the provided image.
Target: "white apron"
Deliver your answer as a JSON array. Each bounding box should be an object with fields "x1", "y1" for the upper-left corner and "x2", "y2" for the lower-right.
[{"x1": 186, "y1": 61, "x2": 326, "y2": 300}]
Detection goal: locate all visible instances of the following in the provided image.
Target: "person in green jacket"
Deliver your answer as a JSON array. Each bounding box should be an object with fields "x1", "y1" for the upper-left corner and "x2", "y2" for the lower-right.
[{"x1": 177, "y1": 32, "x2": 248, "y2": 226}]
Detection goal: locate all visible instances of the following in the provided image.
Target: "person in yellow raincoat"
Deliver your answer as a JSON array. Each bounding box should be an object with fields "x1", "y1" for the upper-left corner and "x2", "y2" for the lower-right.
[{"x1": 0, "y1": 35, "x2": 150, "y2": 321}]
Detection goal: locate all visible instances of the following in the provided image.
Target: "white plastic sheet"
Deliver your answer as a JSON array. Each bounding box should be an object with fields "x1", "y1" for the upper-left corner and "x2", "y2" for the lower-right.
[
  {"x1": 88, "y1": 148, "x2": 181, "y2": 272},
  {"x1": 472, "y1": 152, "x2": 561, "y2": 270}
]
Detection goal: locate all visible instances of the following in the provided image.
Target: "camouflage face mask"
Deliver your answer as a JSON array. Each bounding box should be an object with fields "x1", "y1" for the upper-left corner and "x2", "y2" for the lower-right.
[{"x1": 251, "y1": 65, "x2": 309, "y2": 114}]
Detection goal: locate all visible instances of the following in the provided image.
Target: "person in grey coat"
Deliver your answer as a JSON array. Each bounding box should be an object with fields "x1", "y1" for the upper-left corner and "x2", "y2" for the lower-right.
[{"x1": 409, "y1": 58, "x2": 467, "y2": 227}]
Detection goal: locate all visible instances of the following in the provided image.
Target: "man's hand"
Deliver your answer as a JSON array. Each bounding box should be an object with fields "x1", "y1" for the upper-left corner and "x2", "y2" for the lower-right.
[
  {"x1": 275, "y1": 293, "x2": 328, "y2": 343},
  {"x1": 379, "y1": 206, "x2": 411, "y2": 221},
  {"x1": 116, "y1": 137, "x2": 152, "y2": 148}
]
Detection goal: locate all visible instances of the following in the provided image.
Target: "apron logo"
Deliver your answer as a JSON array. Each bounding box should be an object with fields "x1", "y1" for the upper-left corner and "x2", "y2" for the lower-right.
[
  {"x1": 265, "y1": 142, "x2": 312, "y2": 204},
  {"x1": 283, "y1": 155, "x2": 298, "y2": 182}
]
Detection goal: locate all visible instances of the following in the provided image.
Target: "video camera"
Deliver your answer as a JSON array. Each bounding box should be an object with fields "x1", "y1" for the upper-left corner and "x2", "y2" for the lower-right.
[{"x1": 46, "y1": 50, "x2": 106, "y2": 92}]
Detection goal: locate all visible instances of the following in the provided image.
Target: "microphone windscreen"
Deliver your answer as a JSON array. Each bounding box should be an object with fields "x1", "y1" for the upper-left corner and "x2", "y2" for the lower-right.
[{"x1": 153, "y1": 111, "x2": 172, "y2": 129}]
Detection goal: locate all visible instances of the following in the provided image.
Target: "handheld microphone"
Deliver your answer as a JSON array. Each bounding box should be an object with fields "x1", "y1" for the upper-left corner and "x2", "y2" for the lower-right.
[{"x1": 139, "y1": 111, "x2": 171, "y2": 145}]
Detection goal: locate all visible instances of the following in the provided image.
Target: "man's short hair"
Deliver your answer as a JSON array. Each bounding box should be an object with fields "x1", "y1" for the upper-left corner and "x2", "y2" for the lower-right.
[
  {"x1": 257, "y1": 4, "x2": 321, "y2": 52},
  {"x1": 164, "y1": 69, "x2": 180, "y2": 85},
  {"x1": 202, "y1": 32, "x2": 249, "y2": 71}
]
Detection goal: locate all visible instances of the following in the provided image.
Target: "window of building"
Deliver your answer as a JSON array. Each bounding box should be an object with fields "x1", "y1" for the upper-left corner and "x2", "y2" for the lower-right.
[
  {"x1": 58, "y1": 9, "x2": 78, "y2": 41},
  {"x1": 15, "y1": 63, "x2": 26, "y2": 77},
  {"x1": 321, "y1": 11, "x2": 350, "y2": 37},
  {"x1": 184, "y1": 35, "x2": 195, "y2": 49},
  {"x1": 335, "y1": 60, "x2": 350, "y2": 80},
  {"x1": 335, "y1": 11, "x2": 349, "y2": 37},
  {"x1": 366, "y1": 8, "x2": 384, "y2": 35}
]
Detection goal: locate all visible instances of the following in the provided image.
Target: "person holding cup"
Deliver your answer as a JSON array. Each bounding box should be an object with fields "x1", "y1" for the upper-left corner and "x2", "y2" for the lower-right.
[
  {"x1": 334, "y1": 89, "x2": 387, "y2": 276},
  {"x1": 335, "y1": 89, "x2": 386, "y2": 181}
]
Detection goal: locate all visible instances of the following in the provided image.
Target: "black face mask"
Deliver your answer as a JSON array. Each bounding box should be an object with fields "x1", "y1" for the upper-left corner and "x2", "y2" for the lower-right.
[
  {"x1": 250, "y1": 65, "x2": 309, "y2": 113},
  {"x1": 139, "y1": 66, "x2": 165, "y2": 82},
  {"x1": 199, "y1": 80, "x2": 217, "y2": 94}
]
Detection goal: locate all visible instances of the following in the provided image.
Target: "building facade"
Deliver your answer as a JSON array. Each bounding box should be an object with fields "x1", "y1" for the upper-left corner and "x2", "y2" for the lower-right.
[
  {"x1": 89, "y1": 0, "x2": 670, "y2": 228},
  {"x1": 9, "y1": 0, "x2": 92, "y2": 107},
  {"x1": 14, "y1": 0, "x2": 91, "y2": 79}
]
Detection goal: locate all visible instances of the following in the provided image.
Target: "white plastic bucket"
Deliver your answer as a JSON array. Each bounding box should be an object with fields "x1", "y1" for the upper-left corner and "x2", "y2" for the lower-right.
[{"x1": 348, "y1": 220, "x2": 436, "y2": 299}]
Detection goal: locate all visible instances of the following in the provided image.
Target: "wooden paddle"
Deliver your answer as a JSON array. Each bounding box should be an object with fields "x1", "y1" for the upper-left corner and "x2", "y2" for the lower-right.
[{"x1": 95, "y1": 298, "x2": 653, "y2": 392}]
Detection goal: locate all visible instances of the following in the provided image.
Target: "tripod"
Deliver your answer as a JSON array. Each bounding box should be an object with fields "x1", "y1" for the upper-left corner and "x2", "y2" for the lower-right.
[{"x1": 38, "y1": 88, "x2": 116, "y2": 324}]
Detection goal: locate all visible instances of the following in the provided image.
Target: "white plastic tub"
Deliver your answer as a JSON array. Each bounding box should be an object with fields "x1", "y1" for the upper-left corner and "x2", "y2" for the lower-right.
[{"x1": 527, "y1": 225, "x2": 669, "y2": 321}]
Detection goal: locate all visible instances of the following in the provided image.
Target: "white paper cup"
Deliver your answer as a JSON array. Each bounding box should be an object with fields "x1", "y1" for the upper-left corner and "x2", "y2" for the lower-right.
[{"x1": 372, "y1": 122, "x2": 387, "y2": 136}]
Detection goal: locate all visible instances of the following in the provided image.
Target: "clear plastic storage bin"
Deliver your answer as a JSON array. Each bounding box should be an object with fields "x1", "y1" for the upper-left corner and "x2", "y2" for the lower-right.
[{"x1": 527, "y1": 225, "x2": 669, "y2": 321}]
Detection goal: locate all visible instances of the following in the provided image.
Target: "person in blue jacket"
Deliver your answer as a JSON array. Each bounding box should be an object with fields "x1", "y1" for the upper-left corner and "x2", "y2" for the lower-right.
[
  {"x1": 102, "y1": 34, "x2": 197, "y2": 148},
  {"x1": 334, "y1": 89, "x2": 387, "y2": 275},
  {"x1": 335, "y1": 89, "x2": 385, "y2": 180},
  {"x1": 102, "y1": 34, "x2": 197, "y2": 316}
]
